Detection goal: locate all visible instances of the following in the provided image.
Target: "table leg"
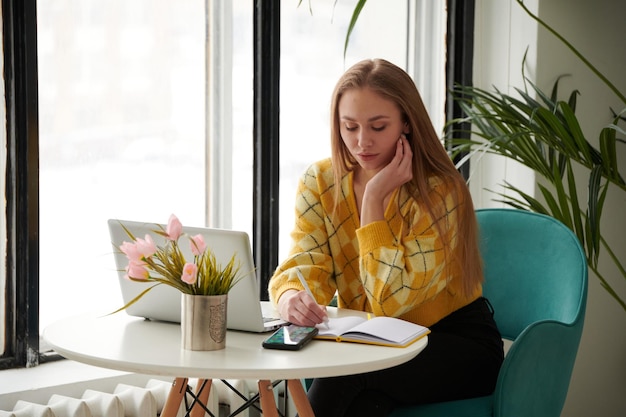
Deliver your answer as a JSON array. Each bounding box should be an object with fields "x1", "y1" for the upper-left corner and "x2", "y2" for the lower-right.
[
  {"x1": 287, "y1": 379, "x2": 315, "y2": 417},
  {"x1": 190, "y1": 379, "x2": 212, "y2": 417},
  {"x1": 161, "y1": 378, "x2": 188, "y2": 417},
  {"x1": 257, "y1": 380, "x2": 279, "y2": 417}
]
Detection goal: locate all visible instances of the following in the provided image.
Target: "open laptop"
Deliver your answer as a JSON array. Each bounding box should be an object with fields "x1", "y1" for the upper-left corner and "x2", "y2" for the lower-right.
[{"x1": 108, "y1": 219, "x2": 287, "y2": 333}]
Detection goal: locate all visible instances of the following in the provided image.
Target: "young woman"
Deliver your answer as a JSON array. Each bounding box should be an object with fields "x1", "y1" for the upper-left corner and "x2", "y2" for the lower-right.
[{"x1": 268, "y1": 58, "x2": 503, "y2": 417}]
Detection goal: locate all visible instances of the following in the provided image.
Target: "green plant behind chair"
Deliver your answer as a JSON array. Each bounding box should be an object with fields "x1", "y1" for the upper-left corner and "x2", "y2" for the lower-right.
[{"x1": 447, "y1": 2, "x2": 626, "y2": 311}]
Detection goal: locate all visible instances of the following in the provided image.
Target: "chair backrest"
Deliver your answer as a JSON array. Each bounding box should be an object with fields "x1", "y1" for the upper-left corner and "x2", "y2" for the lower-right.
[
  {"x1": 476, "y1": 208, "x2": 587, "y2": 340},
  {"x1": 476, "y1": 208, "x2": 588, "y2": 416}
]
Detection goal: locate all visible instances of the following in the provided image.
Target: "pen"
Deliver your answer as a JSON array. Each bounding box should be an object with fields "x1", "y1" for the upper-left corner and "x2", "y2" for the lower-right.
[{"x1": 296, "y1": 269, "x2": 330, "y2": 329}]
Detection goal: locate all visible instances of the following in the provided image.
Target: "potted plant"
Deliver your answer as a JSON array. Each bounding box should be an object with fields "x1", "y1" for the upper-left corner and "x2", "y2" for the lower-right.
[
  {"x1": 113, "y1": 214, "x2": 244, "y2": 350},
  {"x1": 447, "y1": 1, "x2": 625, "y2": 312}
]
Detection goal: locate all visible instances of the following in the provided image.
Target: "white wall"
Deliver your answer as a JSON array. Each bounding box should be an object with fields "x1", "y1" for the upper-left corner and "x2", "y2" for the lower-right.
[
  {"x1": 534, "y1": 1, "x2": 626, "y2": 415},
  {"x1": 474, "y1": 1, "x2": 626, "y2": 415}
]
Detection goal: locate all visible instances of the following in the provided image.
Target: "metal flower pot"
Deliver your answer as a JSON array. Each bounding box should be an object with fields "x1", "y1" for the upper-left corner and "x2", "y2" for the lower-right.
[{"x1": 181, "y1": 293, "x2": 228, "y2": 350}]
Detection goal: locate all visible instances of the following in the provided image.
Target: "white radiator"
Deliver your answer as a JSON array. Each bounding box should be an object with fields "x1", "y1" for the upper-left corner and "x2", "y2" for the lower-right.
[{"x1": 0, "y1": 379, "x2": 287, "y2": 417}]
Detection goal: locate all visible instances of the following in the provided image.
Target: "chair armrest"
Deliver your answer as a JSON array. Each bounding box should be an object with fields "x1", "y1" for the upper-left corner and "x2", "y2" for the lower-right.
[{"x1": 493, "y1": 319, "x2": 583, "y2": 417}]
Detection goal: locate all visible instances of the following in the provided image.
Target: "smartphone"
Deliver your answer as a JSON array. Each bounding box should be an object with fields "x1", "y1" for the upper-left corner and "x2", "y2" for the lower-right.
[{"x1": 262, "y1": 324, "x2": 319, "y2": 351}]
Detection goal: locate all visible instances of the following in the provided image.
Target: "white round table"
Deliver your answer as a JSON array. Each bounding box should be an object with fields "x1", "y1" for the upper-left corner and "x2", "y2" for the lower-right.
[{"x1": 44, "y1": 303, "x2": 428, "y2": 417}]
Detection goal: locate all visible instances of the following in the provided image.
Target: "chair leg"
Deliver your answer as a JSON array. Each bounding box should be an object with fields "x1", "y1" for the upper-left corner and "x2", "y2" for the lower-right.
[
  {"x1": 189, "y1": 379, "x2": 212, "y2": 417},
  {"x1": 287, "y1": 379, "x2": 315, "y2": 417},
  {"x1": 258, "y1": 380, "x2": 280, "y2": 417},
  {"x1": 161, "y1": 378, "x2": 188, "y2": 417}
]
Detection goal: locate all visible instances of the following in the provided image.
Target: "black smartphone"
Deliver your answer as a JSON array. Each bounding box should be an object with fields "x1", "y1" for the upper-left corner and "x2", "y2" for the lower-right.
[{"x1": 262, "y1": 324, "x2": 319, "y2": 351}]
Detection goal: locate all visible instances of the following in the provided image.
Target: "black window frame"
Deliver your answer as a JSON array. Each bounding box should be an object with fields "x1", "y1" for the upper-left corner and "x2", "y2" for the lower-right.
[{"x1": 2, "y1": 0, "x2": 40, "y2": 370}]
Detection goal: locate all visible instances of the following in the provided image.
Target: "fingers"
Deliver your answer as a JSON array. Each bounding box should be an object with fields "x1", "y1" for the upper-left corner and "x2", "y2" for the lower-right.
[
  {"x1": 398, "y1": 134, "x2": 412, "y2": 163},
  {"x1": 278, "y1": 290, "x2": 329, "y2": 327},
  {"x1": 393, "y1": 135, "x2": 413, "y2": 181}
]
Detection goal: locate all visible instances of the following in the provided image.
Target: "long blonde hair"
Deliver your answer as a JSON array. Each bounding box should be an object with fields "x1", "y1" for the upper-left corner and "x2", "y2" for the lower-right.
[{"x1": 329, "y1": 58, "x2": 483, "y2": 296}]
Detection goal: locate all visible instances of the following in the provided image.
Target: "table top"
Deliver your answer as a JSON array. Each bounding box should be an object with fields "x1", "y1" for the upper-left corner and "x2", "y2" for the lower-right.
[{"x1": 43, "y1": 303, "x2": 427, "y2": 380}]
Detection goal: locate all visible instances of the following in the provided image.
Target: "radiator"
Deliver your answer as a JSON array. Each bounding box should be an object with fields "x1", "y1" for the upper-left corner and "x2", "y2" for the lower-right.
[{"x1": 0, "y1": 378, "x2": 289, "y2": 417}]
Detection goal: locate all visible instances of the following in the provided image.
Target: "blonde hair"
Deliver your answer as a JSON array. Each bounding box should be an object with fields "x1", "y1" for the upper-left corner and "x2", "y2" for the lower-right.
[{"x1": 329, "y1": 58, "x2": 482, "y2": 296}]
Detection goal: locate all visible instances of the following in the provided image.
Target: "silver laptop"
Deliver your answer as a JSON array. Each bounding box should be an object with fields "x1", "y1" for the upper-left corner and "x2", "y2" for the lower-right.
[{"x1": 108, "y1": 219, "x2": 286, "y2": 333}]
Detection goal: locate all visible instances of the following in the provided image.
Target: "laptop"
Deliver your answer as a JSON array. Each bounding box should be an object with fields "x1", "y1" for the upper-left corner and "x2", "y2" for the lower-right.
[{"x1": 108, "y1": 219, "x2": 287, "y2": 333}]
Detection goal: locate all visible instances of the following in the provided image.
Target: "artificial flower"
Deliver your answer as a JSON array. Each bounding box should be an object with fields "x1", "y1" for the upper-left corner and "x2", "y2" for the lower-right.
[
  {"x1": 181, "y1": 262, "x2": 198, "y2": 284},
  {"x1": 190, "y1": 234, "x2": 207, "y2": 256},
  {"x1": 166, "y1": 214, "x2": 183, "y2": 241},
  {"x1": 112, "y1": 214, "x2": 246, "y2": 315}
]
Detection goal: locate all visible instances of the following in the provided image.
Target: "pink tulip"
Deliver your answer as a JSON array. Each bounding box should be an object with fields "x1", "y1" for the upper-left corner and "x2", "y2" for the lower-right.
[
  {"x1": 166, "y1": 214, "x2": 183, "y2": 241},
  {"x1": 190, "y1": 234, "x2": 207, "y2": 256},
  {"x1": 125, "y1": 260, "x2": 149, "y2": 280},
  {"x1": 181, "y1": 262, "x2": 198, "y2": 285},
  {"x1": 135, "y1": 234, "x2": 157, "y2": 258},
  {"x1": 120, "y1": 241, "x2": 141, "y2": 262}
]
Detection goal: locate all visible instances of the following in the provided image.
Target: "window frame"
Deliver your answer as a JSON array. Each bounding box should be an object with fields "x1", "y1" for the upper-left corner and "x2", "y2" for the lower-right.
[{"x1": 2, "y1": 0, "x2": 41, "y2": 369}]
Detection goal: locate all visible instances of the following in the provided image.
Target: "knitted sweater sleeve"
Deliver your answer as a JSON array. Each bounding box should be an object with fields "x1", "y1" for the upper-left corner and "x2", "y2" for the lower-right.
[
  {"x1": 356, "y1": 179, "x2": 461, "y2": 318},
  {"x1": 268, "y1": 162, "x2": 338, "y2": 307}
]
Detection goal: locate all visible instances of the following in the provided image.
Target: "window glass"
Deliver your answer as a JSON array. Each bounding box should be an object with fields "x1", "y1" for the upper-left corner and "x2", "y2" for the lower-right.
[
  {"x1": 37, "y1": 0, "x2": 206, "y2": 333},
  {"x1": 278, "y1": 1, "x2": 408, "y2": 260},
  {"x1": 221, "y1": 0, "x2": 410, "y2": 260}
]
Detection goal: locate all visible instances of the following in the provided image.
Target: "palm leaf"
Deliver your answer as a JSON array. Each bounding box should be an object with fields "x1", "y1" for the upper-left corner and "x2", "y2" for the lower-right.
[
  {"x1": 566, "y1": 160, "x2": 585, "y2": 247},
  {"x1": 549, "y1": 158, "x2": 573, "y2": 229},
  {"x1": 344, "y1": 0, "x2": 367, "y2": 58}
]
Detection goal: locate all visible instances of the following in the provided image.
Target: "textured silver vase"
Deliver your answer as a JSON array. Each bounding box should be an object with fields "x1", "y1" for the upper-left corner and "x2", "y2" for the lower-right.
[{"x1": 181, "y1": 293, "x2": 228, "y2": 350}]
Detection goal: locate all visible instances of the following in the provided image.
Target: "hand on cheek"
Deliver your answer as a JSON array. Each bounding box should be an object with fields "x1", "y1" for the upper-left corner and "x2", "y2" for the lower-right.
[
  {"x1": 379, "y1": 134, "x2": 412, "y2": 186},
  {"x1": 396, "y1": 134, "x2": 413, "y2": 182}
]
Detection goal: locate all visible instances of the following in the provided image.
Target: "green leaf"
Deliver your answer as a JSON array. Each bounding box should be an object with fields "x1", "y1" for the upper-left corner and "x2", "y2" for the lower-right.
[
  {"x1": 344, "y1": 0, "x2": 367, "y2": 58},
  {"x1": 599, "y1": 125, "x2": 620, "y2": 182},
  {"x1": 566, "y1": 160, "x2": 585, "y2": 246},
  {"x1": 567, "y1": 88, "x2": 579, "y2": 112},
  {"x1": 550, "y1": 158, "x2": 573, "y2": 229},
  {"x1": 559, "y1": 102, "x2": 596, "y2": 164},
  {"x1": 499, "y1": 182, "x2": 551, "y2": 215},
  {"x1": 537, "y1": 182, "x2": 564, "y2": 222},
  {"x1": 587, "y1": 165, "x2": 604, "y2": 265},
  {"x1": 107, "y1": 283, "x2": 162, "y2": 316}
]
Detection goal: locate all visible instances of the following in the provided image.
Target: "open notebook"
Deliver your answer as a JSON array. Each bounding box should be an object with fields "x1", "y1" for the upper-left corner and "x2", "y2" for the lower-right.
[{"x1": 108, "y1": 219, "x2": 286, "y2": 333}]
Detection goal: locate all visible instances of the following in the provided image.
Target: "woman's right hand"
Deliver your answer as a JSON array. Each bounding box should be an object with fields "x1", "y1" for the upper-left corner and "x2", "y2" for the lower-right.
[{"x1": 277, "y1": 289, "x2": 328, "y2": 327}]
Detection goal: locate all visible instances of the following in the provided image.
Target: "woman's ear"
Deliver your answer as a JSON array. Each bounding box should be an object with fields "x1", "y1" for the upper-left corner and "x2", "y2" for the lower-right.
[{"x1": 403, "y1": 123, "x2": 411, "y2": 135}]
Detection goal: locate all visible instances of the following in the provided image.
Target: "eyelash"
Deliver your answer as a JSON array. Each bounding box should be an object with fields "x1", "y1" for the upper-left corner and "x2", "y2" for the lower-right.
[{"x1": 344, "y1": 125, "x2": 386, "y2": 132}]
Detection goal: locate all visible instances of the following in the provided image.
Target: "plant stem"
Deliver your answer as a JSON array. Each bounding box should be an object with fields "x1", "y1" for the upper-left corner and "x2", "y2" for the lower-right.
[
  {"x1": 588, "y1": 264, "x2": 626, "y2": 312},
  {"x1": 600, "y1": 233, "x2": 626, "y2": 282}
]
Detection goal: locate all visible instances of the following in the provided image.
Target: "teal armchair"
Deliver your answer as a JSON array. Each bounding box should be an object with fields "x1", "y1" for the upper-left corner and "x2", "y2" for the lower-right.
[{"x1": 390, "y1": 208, "x2": 588, "y2": 417}]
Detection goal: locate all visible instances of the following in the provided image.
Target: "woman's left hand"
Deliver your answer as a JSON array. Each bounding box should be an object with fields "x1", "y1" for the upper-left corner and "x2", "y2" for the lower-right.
[
  {"x1": 370, "y1": 134, "x2": 413, "y2": 196},
  {"x1": 360, "y1": 135, "x2": 413, "y2": 224}
]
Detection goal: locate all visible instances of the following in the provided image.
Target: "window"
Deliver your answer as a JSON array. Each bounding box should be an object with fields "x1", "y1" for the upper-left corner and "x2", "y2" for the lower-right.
[
  {"x1": 36, "y1": 0, "x2": 208, "y2": 338},
  {"x1": 2, "y1": 0, "x2": 452, "y2": 369},
  {"x1": 277, "y1": 1, "x2": 411, "y2": 261}
]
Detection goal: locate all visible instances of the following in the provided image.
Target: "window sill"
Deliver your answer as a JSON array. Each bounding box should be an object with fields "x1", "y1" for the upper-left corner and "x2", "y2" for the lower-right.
[
  {"x1": 0, "y1": 360, "x2": 129, "y2": 395},
  {"x1": 0, "y1": 360, "x2": 167, "y2": 411}
]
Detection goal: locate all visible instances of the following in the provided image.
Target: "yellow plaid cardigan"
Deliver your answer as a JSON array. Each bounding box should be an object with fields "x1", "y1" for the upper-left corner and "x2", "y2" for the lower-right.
[{"x1": 269, "y1": 158, "x2": 481, "y2": 327}]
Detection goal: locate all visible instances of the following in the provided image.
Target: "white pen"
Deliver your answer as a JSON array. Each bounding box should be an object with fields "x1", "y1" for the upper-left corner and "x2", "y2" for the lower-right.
[{"x1": 296, "y1": 269, "x2": 330, "y2": 329}]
